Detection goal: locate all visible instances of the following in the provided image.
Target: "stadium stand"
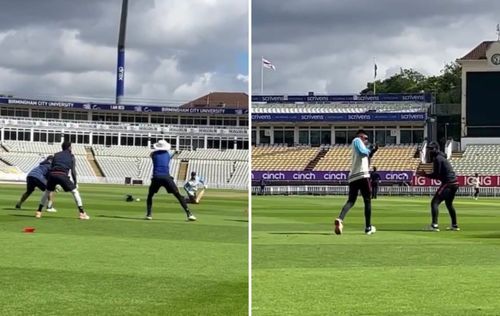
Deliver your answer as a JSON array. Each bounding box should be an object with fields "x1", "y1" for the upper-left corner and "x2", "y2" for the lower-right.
[
  {"x1": 0, "y1": 153, "x2": 47, "y2": 173},
  {"x1": 313, "y1": 145, "x2": 351, "y2": 171},
  {"x1": 186, "y1": 160, "x2": 233, "y2": 185},
  {"x1": 176, "y1": 149, "x2": 248, "y2": 161},
  {"x1": 252, "y1": 102, "x2": 429, "y2": 114},
  {"x1": 228, "y1": 161, "x2": 249, "y2": 185},
  {"x1": 92, "y1": 145, "x2": 151, "y2": 158},
  {"x1": 0, "y1": 93, "x2": 248, "y2": 189},
  {"x1": 0, "y1": 141, "x2": 247, "y2": 188},
  {"x1": 0, "y1": 152, "x2": 95, "y2": 178},
  {"x1": 95, "y1": 156, "x2": 180, "y2": 182},
  {"x1": 451, "y1": 145, "x2": 500, "y2": 175},
  {"x1": 370, "y1": 145, "x2": 419, "y2": 171},
  {"x1": 252, "y1": 146, "x2": 319, "y2": 171},
  {"x1": 253, "y1": 144, "x2": 419, "y2": 172},
  {"x1": 2, "y1": 141, "x2": 87, "y2": 155}
]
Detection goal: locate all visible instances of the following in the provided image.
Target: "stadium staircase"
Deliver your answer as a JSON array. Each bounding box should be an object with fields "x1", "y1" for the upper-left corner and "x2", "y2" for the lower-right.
[
  {"x1": 0, "y1": 157, "x2": 12, "y2": 166},
  {"x1": 305, "y1": 148, "x2": 329, "y2": 171},
  {"x1": 0, "y1": 143, "x2": 10, "y2": 165},
  {"x1": 85, "y1": 147, "x2": 104, "y2": 177},
  {"x1": 417, "y1": 162, "x2": 433, "y2": 174},
  {"x1": 178, "y1": 160, "x2": 189, "y2": 181},
  {"x1": 451, "y1": 152, "x2": 463, "y2": 160}
]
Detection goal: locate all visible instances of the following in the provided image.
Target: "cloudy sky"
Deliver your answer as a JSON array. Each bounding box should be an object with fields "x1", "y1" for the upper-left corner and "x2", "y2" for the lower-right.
[
  {"x1": 253, "y1": 0, "x2": 500, "y2": 95},
  {"x1": 0, "y1": 0, "x2": 248, "y2": 104}
]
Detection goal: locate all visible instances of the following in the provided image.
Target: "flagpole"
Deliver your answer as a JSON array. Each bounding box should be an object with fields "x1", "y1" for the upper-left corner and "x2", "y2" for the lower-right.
[{"x1": 261, "y1": 56, "x2": 264, "y2": 95}]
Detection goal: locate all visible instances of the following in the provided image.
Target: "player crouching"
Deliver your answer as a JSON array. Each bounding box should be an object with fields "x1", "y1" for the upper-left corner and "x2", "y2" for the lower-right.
[
  {"x1": 184, "y1": 172, "x2": 207, "y2": 204},
  {"x1": 16, "y1": 155, "x2": 57, "y2": 212},
  {"x1": 35, "y1": 141, "x2": 89, "y2": 220}
]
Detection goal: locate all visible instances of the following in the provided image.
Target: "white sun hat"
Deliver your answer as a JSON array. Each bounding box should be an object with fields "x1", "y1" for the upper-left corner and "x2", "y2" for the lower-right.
[{"x1": 153, "y1": 139, "x2": 171, "y2": 151}]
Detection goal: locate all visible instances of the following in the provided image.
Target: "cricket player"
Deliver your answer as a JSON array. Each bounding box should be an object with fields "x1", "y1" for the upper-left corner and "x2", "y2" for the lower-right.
[
  {"x1": 145, "y1": 140, "x2": 196, "y2": 221},
  {"x1": 35, "y1": 142, "x2": 89, "y2": 219},
  {"x1": 334, "y1": 129, "x2": 378, "y2": 235},
  {"x1": 370, "y1": 166, "x2": 381, "y2": 199},
  {"x1": 16, "y1": 156, "x2": 57, "y2": 212},
  {"x1": 184, "y1": 172, "x2": 206, "y2": 204},
  {"x1": 417, "y1": 141, "x2": 459, "y2": 231},
  {"x1": 472, "y1": 173, "x2": 480, "y2": 200}
]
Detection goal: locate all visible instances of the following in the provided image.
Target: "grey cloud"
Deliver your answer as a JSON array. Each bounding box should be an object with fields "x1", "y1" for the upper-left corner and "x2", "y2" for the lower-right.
[
  {"x1": 252, "y1": 0, "x2": 500, "y2": 94},
  {"x1": 0, "y1": 0, "x2": 248, "y2": 102}
]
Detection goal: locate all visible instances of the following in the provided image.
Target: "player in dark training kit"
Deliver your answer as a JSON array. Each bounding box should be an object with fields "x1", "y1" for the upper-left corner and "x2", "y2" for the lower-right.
[
  {"x1": 16, "y1": 156, "x2": 57, "y2": 212},
  {"x1": 370, "y1": 167, "x2": 381, "y2": 199},
  {"x1": 145, "y1": 140, "x2": 196, "y2": 221},
  {"x1": 417, "y1": 141, "x2": 459, "y2": 231},
  {"x1": 35, "y1": 142, "x2": 89, "y2": 219}
]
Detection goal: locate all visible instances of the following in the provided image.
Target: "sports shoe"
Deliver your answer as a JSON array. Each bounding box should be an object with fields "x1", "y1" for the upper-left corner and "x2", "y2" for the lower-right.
[
  {"x1": 424, "y1": 224, "x2": 440, "y2": 232},
  {"x1": 79, "y1": 212, "x2": 90, "y2": 220},
  {"x1": 334, "y1": 218, "x2": 343, "y2": 235},
  {"x1": 365, "y1": 225, "x2": 377, "y2": 235},
  {"x1": 46, "y1": 207, "x2": 57, "y2": 213},
  {"x1": 446, "y1": 226, "x2": 461, "y2": 231},
  {"x1": 35, "y1": 211, "x2": 42, "y2": 218},
  {"x1": 187, "y1": 212, "x2": 197, "y2": 221},
  {"x1": 15, "y1": 204, "x2": 21, "y2": 209},
  {"x1": 145, "y1": 215, "x2": 153, "y2": 220}
]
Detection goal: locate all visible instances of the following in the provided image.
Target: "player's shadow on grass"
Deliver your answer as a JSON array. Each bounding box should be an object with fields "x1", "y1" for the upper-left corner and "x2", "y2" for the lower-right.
[
  {"x1": 3, "y1": 207, "x2": 22, "y2": 211},
  {"x1": 224, "y1": 219, "x2": 248, "y2": 223},
  {"x1": 377, "y1": 228, "x2": 430, "y2": 232},
  {"x1": 472, "y1": 233, "x2": 500, "y2": 239},
  {"x1": 97, "y1": 215, "x2": 153, "y2": 221},
  {"x1": 270, "y1": 232, "x2": 333, "y2": 236},
  {"x1": 10, "y1": 214, "x2": 65, "y2": 220}
]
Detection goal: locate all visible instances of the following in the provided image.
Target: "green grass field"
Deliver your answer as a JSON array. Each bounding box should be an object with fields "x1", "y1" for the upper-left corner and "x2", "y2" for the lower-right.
[
  {"x1": 0, "y1": 184, "x2": 248, "y2": 316},
  {"x1": 252, "y1": 195, "x2": 500, "y2": 316}
]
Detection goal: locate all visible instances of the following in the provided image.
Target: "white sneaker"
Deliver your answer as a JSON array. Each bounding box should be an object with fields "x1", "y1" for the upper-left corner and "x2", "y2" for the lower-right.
[
  {"x1": 424, "y1": 224, "x2": 440, "y2": 232},
  {"x1": 187, "y1": 214, "x2": 197, "y2": 221},
  {"x1": 334, "y1": 218, "x2": 343, "y2": 235},
  {"x1": 365, "y1": 225, "x2": 377, "y2": 235},
  {"x1": 145, "y1": 216, "x2": 153, "y2": 220},
  {"x1": 79, "y1": 212, "x2": 90, "y2": 220},
  {"x1": 46, "y1": 207, "x2": 57, "y2": 213}
]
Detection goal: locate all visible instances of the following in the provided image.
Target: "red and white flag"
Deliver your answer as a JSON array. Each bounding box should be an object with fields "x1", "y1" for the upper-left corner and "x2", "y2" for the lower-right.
[{"x1": 262, "y1": 57, "x2": 276, "y2": 70}]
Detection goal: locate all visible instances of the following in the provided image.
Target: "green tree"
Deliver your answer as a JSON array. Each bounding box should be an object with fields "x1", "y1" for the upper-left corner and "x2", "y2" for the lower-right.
[{"x1": 361, "y1": 62, "x2": 461, "y2": 104}]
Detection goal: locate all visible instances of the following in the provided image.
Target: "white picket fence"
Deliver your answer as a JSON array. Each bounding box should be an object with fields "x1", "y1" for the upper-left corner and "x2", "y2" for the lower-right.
[{"x1": 253, "y1": 185, "x2": 500, "y2": 197}]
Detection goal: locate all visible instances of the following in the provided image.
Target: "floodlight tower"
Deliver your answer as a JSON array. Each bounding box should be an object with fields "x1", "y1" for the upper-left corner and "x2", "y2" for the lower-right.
[{"x1": 116, "y1": 0, "x2": 128, "y2": 104}]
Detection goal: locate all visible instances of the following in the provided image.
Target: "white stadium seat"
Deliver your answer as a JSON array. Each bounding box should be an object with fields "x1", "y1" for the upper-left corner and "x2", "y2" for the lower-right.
[{"x1": 0, "y1": 141, "x2": 247, "y2": 189}]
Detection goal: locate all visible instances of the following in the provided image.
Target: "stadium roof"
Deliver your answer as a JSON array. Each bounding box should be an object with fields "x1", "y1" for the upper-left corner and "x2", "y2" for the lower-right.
[
  {"x1": 458, "y1": 41, "x2": 495, "y2": 60},
  {"x1": 181, "y1": 92, "x2": 248, "y2": 109}
]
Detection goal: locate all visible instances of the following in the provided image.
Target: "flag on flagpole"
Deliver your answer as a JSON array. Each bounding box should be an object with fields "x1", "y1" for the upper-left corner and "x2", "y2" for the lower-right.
[
  {"x1": 262, "y1": 57, "x2": 276, "y2": 70},
  {"x1": 374, "y1": 63, "x2": 378, "y2": 79}
]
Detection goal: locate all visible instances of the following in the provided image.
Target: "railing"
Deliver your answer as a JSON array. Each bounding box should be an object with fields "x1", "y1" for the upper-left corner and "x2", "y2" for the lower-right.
[
  {"x1": 252, "y1": 185, "x2": 500, "y2": 197},
  {"x1": 0, "y1": 174, "x2": 246, "y2": 190},
  {"x1": 0, "y1": 117, "x2": 248, "y2": 135}
]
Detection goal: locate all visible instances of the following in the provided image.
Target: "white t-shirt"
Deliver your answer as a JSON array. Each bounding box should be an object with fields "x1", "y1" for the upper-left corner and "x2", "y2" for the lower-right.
[
  {"x1": 184, "y1": 176, "x2": 206, "y2": 196},
  {"x1": 472, "y1": 177, "x2": 480, "y2": 189}
]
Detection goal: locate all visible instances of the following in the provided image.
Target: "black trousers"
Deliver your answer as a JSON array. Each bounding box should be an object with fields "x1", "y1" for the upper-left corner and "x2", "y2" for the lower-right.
[
  {"x1": 339, "y1": 178, "x2": 372, "y2": 228},
  {"x1": 474, "y1": 188, "x2": 479, "y2": 198},
  {"x1": 147, "y1": 176, "x2": 189, "y2": 216},
  {"x1": 371, "y1": 184, "x2": 379, "y2": 199},
  {"x1": 431, "y1": 182, "x2": 459, "y2": 226}
]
